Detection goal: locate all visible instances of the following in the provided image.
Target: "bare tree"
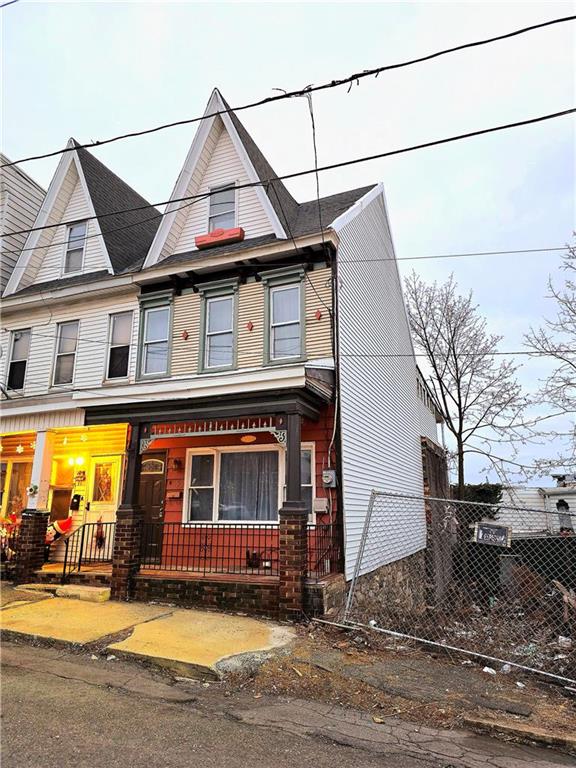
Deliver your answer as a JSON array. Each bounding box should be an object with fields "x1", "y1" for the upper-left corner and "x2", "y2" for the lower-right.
[
  {"x1": 404, "y1": 273, "x2": 526, "y2": 498},
  {"x1": 525, "y1": 241, "x2": 576, "y2": 470}
]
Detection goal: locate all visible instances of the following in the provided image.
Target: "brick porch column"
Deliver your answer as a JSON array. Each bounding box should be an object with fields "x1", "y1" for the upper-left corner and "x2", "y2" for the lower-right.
[
  {"x1": 110, "y1": 505, "x2": 143, "y2": 600},
  {"x1": 278, "y1": 413, "x2": 308, "y2": 619},
  {"x1": 110, "y1": 423, "x2": 144, "y2": 601},
  {"x1": 13, "y1": 511, "x2": 50, "y2": 584}
]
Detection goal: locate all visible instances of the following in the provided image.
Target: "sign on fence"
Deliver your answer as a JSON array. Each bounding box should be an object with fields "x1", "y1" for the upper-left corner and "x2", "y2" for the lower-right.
[{"x1": 474, "y1": 522, "x2": 512, "y2": 548}]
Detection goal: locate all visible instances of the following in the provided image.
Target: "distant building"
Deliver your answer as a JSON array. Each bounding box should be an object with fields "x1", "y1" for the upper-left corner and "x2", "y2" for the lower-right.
[{"x1": 0, "y1": 154, "x2": 46, "y2": 293}]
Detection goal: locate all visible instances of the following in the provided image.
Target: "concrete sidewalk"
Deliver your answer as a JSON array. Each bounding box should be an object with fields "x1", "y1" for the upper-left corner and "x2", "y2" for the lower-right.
[{"x1": 0, "y1": 587, "x2": 294, "y2": 678}]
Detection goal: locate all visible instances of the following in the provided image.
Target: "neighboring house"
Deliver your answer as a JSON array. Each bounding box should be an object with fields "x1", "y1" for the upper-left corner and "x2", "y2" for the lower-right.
[
  {"x1": 499, "y1": 476, "x2": 576, "y2": 535},
  {"x1": 1, "y1": 89, "x2": 444, "y2": 614},
  {"x1": 0, "y1": 154, "x2": 46, "y2": 293}
]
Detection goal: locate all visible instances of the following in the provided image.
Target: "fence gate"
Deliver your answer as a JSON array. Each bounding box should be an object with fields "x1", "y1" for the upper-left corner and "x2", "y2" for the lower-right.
[{"x1": 343, "y1": 491, "x2": 576, "y2": 685}]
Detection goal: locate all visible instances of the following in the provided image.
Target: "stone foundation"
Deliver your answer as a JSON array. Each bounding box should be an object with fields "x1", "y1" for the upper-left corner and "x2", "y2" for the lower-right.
[
  {"x1": 305, "y1": 574, "x2": 347, "y2": 617},
  {"x1": 349, "y1": 549, "x2": 427, "y2": 622}
]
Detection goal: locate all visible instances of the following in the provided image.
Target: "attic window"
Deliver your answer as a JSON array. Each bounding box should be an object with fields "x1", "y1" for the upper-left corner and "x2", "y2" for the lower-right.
[
  {"x1": 208, "y1": 185, "x2": 235, "y2": 232},
  {"x1": 64, "y1": 221, "x2": 87, "y2": 274}
]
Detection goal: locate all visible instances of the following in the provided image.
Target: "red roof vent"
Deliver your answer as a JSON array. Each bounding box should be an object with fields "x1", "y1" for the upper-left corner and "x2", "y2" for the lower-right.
[{"x1": 195, "y1": 227, "x2": 245, "y2": 250}]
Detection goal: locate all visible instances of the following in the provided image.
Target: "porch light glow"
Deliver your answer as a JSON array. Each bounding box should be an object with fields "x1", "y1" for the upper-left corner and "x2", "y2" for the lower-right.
[
  {"x1": 240, "y1": 435, "x2": 257, "y2": 444},
  {"x1": 75, "y1": 457, "x2": 85, "y2": 466}
]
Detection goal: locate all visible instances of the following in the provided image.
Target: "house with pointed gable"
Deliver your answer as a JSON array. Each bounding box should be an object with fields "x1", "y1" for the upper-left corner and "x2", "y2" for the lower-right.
[{"x1": 1, "y1": 90, "x2": 444, "y2": 616}]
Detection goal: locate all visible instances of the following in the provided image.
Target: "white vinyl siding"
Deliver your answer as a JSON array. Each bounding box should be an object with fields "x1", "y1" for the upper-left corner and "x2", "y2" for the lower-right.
[
  {"x1": 334, "y1": 189, "x2": 427, "y2": 579},
  {"x1": 0, "y1": 153, "x2": 45, "y2": 293},
  {"x1": 171, "y1": 118, "x2": 273, "y2": 255},
  {"x1": 31, "y1": 166, "x2": 110, "y2": 285},
  {"x1": 0, "y1": 294, "x2": 140, "y2": 398}
]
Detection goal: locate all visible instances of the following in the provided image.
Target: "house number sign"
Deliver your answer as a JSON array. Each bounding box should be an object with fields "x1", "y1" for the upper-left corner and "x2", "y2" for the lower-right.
[{"x1": 474, "y1": 522, "x2": 512, "y2": 548}]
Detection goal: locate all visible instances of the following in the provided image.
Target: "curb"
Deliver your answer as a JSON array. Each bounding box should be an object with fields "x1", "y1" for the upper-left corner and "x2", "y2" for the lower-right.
[{"x1": 463, "y1": 716, "x2": 576, "y2": 753}]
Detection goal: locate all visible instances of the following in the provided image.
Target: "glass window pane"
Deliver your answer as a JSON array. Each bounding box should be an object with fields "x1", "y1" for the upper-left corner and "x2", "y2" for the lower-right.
[
  {"x1": 143, "y1": 341, "x2": 168, "y2": 374},
  {"x1": 12, "y1": 330, "x2": 30, "y2": 360},
  {"x1": 207, "y1": 332, "x2": 233, "y2": 368},
  {"x1": 189, "y1": 488, "x2": 214, "y2": 521},
  {"x1": 54, "y1": 354, "x2": 74, "y2": 384},
  {"x1": 272, "y1": 286, "x2": 299, "y2": 324},
  {"x1": 7, "y1": 462, "x2": 32, "y2": 519},
  {"x1": 207, "y1": 297, "x2": 232, "y2": 333},
  {"x1": 209, "y1": 211, "x2": 235, "y2": 232},
  {"x1": 68, "y1": 222, "x2": 86, "y2": 243},
  {"x1": 301, "y1": 450, "x2": 312, "y2": 485},
  {"x1": 191, "y1": 454, "x2": 214, "y2": 487},
  {"x1": 272, "y1": 323, "x2": 300, "y2": 358},
  {"x1": 210, "y1": 187, "x2": 235, "y2": 211},
  {"x1": 58, "y1": 322, "x2": 78, "y2": 353},
  {"x1": 111, "y1": 312, "x2": 132, "y2": 345},
  {"x1": 108, "y1": 345, "x2": 129, "y2": 378},
  {"x1": 65, "y1": 249, "x2": 83, "y2": 273},
  {"x1": 302, "y1": 486, "x2": 313, "y2": 517},
  {"x1": 7, "y1": 360, "x2": 26, "y2": 390},
  {"x1": 218, "y1": 451, "x2": 278, "y2": 521},
  {"x1": 145, "y1": 308, "x2": 169, "y2": 342},
  {"x1": 92, "y1": 463, "x2": 114, "y2": 502}
]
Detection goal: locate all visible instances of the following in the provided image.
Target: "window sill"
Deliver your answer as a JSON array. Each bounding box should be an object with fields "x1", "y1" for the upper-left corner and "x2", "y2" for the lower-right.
[
  {"x1": 263, "y1": 355, "x2": 307, "y2": 367},
  {"x1": 179, "y1": 520, "x2": 279, "y2": 527}
]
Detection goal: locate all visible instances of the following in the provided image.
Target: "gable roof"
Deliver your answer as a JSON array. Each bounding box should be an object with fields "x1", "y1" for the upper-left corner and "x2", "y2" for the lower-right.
[
  {"x1": 219, "y1": 94, "x2": 299, "y2": 234},
  {"x1": 4, "y1": 140, "x2": 161, "y2": 296},
  {"x1": 73, "y1": 142, "x2": 161, "y2": 273}
]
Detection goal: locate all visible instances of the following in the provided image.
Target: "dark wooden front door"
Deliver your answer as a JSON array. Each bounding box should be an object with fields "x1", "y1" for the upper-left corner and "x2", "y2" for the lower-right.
[{"x1": 138, "y1": 452, "x2": 166, "y2": 563}]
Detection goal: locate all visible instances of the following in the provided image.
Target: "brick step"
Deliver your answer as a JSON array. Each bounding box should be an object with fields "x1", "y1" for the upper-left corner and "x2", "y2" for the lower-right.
[{"x1": 33, "y1": 569, "x2": 112, "y2": 587}]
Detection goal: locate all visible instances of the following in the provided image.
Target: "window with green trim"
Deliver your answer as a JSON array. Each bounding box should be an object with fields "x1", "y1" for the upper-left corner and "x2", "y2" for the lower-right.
[
  {"x1": 270, "y1": 283, "x2": 301, "y2": 360},
  {"x1": 205, "y1": 295, "x2": 234, "y2": 369}
]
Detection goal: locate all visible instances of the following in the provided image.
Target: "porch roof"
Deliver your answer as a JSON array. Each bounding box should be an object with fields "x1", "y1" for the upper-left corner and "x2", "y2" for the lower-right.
[{"x1": 84, "y1": 384, "x2": 331, "y2": 426}]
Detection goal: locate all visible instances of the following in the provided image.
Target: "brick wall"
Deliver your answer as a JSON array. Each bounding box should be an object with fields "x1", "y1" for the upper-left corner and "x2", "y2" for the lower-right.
[
  {"x1": 13, "y1": 511, "x2": 49, "y2": 584},
  {"x1": 134, "y1": 575, "x2": 281, "y2": 618}
]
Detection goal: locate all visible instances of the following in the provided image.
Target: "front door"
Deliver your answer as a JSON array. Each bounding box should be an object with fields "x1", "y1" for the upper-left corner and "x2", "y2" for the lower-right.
[
  {"x1": 86, "y1": 455, "x2": 122, "y2": 524},
  {"x1": 138, "y1": 452, "x2": 166, "y2": 563}
]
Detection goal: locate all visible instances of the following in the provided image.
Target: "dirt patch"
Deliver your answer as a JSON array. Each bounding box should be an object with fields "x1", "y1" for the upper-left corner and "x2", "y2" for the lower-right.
[{"x1": 224, "y1": 622, "x2": 576, "y2": 740}]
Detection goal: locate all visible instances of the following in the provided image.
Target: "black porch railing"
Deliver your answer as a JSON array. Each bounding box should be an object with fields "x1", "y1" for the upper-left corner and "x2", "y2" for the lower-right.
[
  {"x1": 61, "y1": 522, "x2": 116, "y2": 584},
  {"x1": 139, "y1": 520, "x2": 342, "y2": 580},
  {"x1": 307, "y1": 523, "x2": 342, "y2": 581},
  {"x1": 140, "y1": 522, "x2": 280, "y2": 577}
]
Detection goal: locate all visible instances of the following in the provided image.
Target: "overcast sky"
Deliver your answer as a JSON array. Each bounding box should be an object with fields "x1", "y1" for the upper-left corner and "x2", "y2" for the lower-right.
[{"x1": 2, "y1": 1, "x2": 575, "y2": 484}]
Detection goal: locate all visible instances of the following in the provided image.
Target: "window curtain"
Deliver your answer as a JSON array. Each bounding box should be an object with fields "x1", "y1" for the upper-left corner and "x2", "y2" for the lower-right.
[{"x1": 218, "y1": 451, "x2": 278, "y2": 521}]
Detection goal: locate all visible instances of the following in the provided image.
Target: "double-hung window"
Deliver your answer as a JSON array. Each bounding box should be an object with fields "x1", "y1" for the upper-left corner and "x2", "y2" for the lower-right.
[
  {"x1": 53, "y1": 321, "x2": 79, "y2": 385},
  {"x1": 140, "y1": 305, "x2": 170, "y2": 376},
  {"x1": 270, "y1": 283, "x2": 302, "y2": 360},
  {"x1": 64, "y1": 222, "x2": 87, "y2": 274},
  {"x1": 7, "y1": 329, "x2": 30, "y2": 391},
  {"x1": 208, "y1": 184, "x2": 235, "y2": 232},
  {"x1": 199, "y1": 280, "x2": 237, "y2": 372},
  {"x1": 107, "y1": 311, "x2": 133, "y2": 380}
]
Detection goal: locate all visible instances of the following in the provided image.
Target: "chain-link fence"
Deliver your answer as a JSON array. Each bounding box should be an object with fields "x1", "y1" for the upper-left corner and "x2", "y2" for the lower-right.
[{"x1": 344, "y1": 491, "x2": 576, "y2": 684}]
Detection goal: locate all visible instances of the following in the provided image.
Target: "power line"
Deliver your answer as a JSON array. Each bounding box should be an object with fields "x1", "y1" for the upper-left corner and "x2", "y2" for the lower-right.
[
  {"x1": 0, "y1": 0, "x2": 20, "y2": 8},
  {"x1": 3, "y1": 106, "x2": 575, "y2": 249},
  {"x1": 2, "y1": 14, "x2": 574, "y2": 169}
]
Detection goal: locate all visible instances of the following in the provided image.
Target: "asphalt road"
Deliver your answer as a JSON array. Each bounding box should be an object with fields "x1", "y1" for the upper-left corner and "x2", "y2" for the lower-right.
[{"x1": 2, "y1": 643, "x2": 573, "y2": 768}]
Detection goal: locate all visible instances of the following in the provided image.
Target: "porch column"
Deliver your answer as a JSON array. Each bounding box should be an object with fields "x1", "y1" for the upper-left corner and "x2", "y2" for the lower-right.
[
  {"x1": 278, "y1": 413, "x2": 308, "y2": 620},
  {"x1": 111, "y1": 423, "x2": 144, "y2": 601},
  {"x1": 27, "y1": 431, "x2": 55, "y2": 511},
  {"x1": 13, "y1": 431, "x2": 54, "y2": 583},
  {"x1": 13, "y1": 511, "x2": 49, "y2": 584}
]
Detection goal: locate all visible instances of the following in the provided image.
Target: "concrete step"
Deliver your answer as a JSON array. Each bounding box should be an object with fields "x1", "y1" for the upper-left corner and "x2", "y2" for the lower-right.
[{"x1": 19, "y1": 584, "x2": 110, "y2": 603}]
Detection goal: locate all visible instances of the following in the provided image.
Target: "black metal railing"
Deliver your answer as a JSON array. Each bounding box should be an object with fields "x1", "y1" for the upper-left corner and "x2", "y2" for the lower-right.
[
  {"x1": 141, "y1": 522, "x2": 280, "y2": 576},
  {"x1": 61, "y1": 522, "x2": 116, "y2": 584},
  {"x1": 307, "y1": 523, "x2": 342, "y2": 581}
]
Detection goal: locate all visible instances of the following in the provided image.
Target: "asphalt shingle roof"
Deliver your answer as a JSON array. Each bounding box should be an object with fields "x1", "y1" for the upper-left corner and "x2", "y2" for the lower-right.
[{"x1": 74, "y1": 142, "x2": 161, "y2": 273}]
